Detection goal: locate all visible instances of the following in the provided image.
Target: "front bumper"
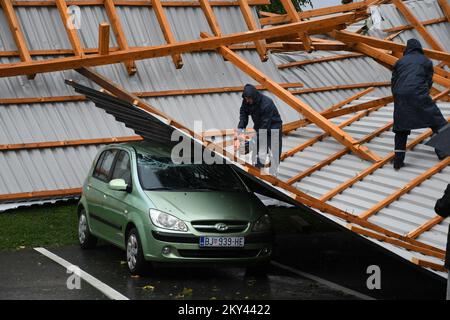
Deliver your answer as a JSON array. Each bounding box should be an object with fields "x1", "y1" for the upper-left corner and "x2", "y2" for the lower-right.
[{"x1": 143, "y1": 230, "x2": 273, "y2": 263}]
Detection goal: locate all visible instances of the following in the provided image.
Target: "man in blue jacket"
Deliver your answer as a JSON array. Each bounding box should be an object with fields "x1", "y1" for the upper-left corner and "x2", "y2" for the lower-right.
[
  {"x1": 391, "y1": 38, "x2": 447, "y2": 170},
  {"x1": 237, "y1": 84, "x2": 283, "y2": 171}
]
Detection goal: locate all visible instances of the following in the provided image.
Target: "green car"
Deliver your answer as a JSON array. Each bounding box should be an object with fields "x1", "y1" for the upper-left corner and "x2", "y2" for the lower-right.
[{"x1": 77, "y1": 142, "x2": 273, "y2": 275}]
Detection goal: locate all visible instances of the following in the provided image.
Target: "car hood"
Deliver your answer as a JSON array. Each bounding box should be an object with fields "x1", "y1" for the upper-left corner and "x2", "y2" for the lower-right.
[{"x1": 144, "y1": 191, "x2": 266, "y2": 222}]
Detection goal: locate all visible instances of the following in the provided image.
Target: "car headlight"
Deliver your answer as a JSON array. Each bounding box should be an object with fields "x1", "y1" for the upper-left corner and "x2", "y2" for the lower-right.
[
  {"x1": 149, "y1": 209, "x2": 188, "y2": 232},
  {"x1": 252, "y1": 214, "x2": 271, "y2": 232}
]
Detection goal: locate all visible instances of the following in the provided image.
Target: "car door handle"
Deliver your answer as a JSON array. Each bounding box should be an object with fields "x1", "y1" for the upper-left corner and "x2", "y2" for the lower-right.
[{"x1": 103, "y1": 194, "x2": 107, "y2": 199}]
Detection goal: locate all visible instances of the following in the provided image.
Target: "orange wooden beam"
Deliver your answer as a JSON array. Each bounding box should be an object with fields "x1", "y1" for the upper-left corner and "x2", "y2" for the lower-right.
[
  {"x1": 411, "y1": 257, "x2": 447, "y2": 272},
  {"x1": 438, "y1": 0, "x2": 450, "y2": 23},
  {"x1": 11, "y1": 0, "x2": 271, "y2": 7},
  {"x1": 237, "y1": 0, "x2": 268, "y2": 62},
  {"x1": 55, "y1": 0, "x2": 84, "y2": 57},
  {"x1": 98, "y1": 23, "x2": 110, "y2": 55},
  {"x1": 104, "y1": 0, "x2": 137, "y2": 75},
  {"x1": 151, "y1": 0, "x2": 183, "y2": 69},
  {"x1": 0, "y1": 188, "x2": 82, "y2": 202},
  {"x1": 406, "y1": 216, "x2": 445, "y2": 240},
  {"x1": 383, "y1": 17, "x2": 447, "y2": 33},
  {"x1": 278, "y1": 53, "x2": 364, "y2": 69},
  {"x1": 279, "y1": 0, "x2": 313, "y2": 52},
  {"x1": 0, "y1": 0, "x2": 35, "y2": 79}
]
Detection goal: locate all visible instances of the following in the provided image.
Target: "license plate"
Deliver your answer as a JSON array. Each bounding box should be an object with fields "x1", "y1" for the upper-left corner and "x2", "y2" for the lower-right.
[{"x1": 199, "y1": 236, "x2": 245, "y2": 248}]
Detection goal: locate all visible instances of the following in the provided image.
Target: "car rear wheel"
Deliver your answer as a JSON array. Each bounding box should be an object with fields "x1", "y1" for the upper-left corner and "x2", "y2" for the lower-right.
[
  {"x1": 126, "y1": 228, "x2": 147, "y2": 276},
  {"x1": 78, "y1": 210, "x2": 98, "y2": 249}
]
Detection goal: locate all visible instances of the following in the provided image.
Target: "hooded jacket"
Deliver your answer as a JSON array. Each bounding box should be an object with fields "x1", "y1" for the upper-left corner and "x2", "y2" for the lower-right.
[
  {"x1": 391, "y1": 39, "x2": 447, "y2": 132},
  {"x1": 238, "y1": 84, "x2": 282, "y2": 130}
]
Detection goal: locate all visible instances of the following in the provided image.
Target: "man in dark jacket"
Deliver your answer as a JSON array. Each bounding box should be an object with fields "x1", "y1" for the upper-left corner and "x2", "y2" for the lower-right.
[
  {"x1": 434, "y1": 184, "x2": 450, "y2": 300},
  {"x1": 391, "y1": 38, "x2": 447, "y2": 170},
  {"x1": 237, "y1": 84, "x2": 283, "y2": 170}
]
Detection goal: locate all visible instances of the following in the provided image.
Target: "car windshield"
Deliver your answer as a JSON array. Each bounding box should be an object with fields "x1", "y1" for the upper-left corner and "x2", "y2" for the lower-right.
[{"x1": 136, "y1": 153, "x2": 246, "y2": 192}]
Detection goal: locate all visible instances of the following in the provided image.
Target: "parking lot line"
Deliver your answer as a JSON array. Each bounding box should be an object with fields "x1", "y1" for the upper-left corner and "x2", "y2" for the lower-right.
[
  {"x1": 34, "y1": 247, "x2": 129, "y2": 300},
  {"x1": 271, "y1": 261, "x2": 375, "y2": 300}
]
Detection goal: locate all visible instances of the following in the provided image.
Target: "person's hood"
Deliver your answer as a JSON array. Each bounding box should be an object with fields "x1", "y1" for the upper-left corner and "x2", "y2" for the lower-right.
[
  {"x1": 404, "y1": 38, "x2": 424, "y2": 55},
  {"x1": 242, "y1": 84, "x2": 261, "y2": 104}
]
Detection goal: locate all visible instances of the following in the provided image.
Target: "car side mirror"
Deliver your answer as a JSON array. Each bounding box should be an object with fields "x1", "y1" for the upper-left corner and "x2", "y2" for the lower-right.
[{"x1": 108, "y1": 179, "x2": 128, "y2": 192}]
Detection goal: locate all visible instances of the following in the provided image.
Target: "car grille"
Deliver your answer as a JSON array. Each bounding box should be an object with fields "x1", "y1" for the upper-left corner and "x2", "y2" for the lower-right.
[
  {"x1": 190, "y1": 220, "x2": 249, "y2": 233},
  {"x1": 178, "y1": 249, "x2": 259, "y2": 258}
]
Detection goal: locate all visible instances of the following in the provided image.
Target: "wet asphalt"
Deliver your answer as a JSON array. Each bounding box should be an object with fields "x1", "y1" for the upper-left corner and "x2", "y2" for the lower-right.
[{"x1": 0, "y1": 244, "x2": 355, "y2": 300}]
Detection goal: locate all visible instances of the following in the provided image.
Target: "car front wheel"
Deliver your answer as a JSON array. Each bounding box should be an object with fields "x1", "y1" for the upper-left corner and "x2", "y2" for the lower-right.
[
  {"x1": 126, "y1": 228, "x2": 146, "y2": 276},
  {"x1": 78, "y1": 210, "x2": 98, "y2": 249}
]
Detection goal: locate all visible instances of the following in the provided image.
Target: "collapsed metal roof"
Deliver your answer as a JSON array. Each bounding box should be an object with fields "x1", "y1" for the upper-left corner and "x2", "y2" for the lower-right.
[{"x1": 0, "y1": 0, "x2": 450, "y2": 277}]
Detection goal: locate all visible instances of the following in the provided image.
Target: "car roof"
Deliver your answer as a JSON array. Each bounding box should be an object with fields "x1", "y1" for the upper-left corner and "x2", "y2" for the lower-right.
[{"x1": 106, "y1": 141, "x2": 172, "y2": 157}]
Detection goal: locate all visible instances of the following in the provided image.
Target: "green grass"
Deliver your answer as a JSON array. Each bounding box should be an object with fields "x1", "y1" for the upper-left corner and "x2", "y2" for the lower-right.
[{"x1": 0, "y1": 202, "x2": 79, "y2": 251}]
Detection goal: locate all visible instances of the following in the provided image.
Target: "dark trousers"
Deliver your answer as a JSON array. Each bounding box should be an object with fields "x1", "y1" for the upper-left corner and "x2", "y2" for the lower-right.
[
  {"x1": 394, "y1": 125, "x2": 445, "y2": 164},
  {"x1": 255, "y1": 128, "x2": 282, "y2": 167}
]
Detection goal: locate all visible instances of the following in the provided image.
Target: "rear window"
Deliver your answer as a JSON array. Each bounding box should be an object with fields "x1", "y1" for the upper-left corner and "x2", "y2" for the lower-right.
[{"x1": 93, "y1": 149, "x2": 117, "y2": 182}]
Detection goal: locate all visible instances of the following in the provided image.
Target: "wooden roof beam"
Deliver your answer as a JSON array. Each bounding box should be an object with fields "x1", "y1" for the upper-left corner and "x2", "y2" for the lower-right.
[
  {"x1": 0, "y1": 0, "x2": 35, "y2": 79},
  {"x1": 55, "y1": 0, "x2": 84, "y2": 57},
  {"x1": 237, "y1": 0, "x2": 267, "y2": 61},
  {"x1": 202, "y1": 33, "x2": 381, "y2": 162},
  {"x1": 98, "y1": 23, "x2": 110, "y2": 55},
  {"x1": 278, "y1": 53, "x2": 364, "y2": 69},
  {"x1": 411, "y1": 257, "x2": 446, "y2": 272},
  {"x1": 407, "y1": 216, "x2": 445, "y2": 240},
  {"x1": 104, "y1": 0, "x2": 137, "y2": 75},
  {"x1": 383, "y1": 17, "x2": 447, "y2": 33},
  {"x1": 279, "y1": 0, "x2": 313, "y2": 52},
  {"x1": 332, "y1": 30, "x2": 450, "y2": 65},
  {"x1": 392, "y1": 0, "x2": 446, "y2": 53},
  {"x1": 0, "y1": 188, "x2": 82, "y2": 202},
  {"x1": 0, "y1": 12, "x2": 360, "y2": 77},
  {"x1": 438, "y1": 0, "x2": 450, "y2": 23},
  {"x1": 11, "y1": 0, "x2": 271, "y2": 7},
  {"x1": 151, "y1": 0, "x2": 183, "y2": 69}
]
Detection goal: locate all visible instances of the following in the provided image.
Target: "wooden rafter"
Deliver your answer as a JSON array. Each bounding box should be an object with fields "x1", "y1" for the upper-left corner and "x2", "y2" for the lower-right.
[
  {"x1": 11, "y1": 0, "x2": 271, "y2": 7},
  {"x1": 201, "y1": 33, "x2": 381, "y2": 162},
  {"x1": 0, "y1": 82, "x2": 304, "y2": 105},
  {"x1": 55, "y1": 0, "x2": 84, "y2": 57},
  {"x1": 411, "y1": 257, "x2": 446, "y2": 272},
  {"x1": 0, "y1": 0, "x2": 35, "y2": 79},
  {"x1": 392, "y1": 0, "x2": 446, "y2": 53},
  {"x1": 104, "y1": 0, "x2": 137, "y2": 75},
  {"x1": 289, "y1": 82, "x2": 391, "y2": 95},
  {"x1": 278, "y1": 41, "x2": 350, "y2": 52},
  {"x1": 383, "y1": 17, "x2": 447, "y2": 33},
  {"x1": 279, "y1": 0, "x2": 313, "y2": 52},
  {"x1": 259, "y1": 0, "x2": 369, "y2": 26},
  {"x1": 407, "y1": 216, "x2": 445, "y2": 240},
  {"x1": 151, "y1": 0, "x2": 183, "y2": 69},
  {"x1": 98, "y1": 23, "x2": 110, "y2": 55},
  {"x1": 199, "y1": 0, "x2": 222, "y2": 36},
  {"x1": 332, "y1": 30, "x2": 450, "y2": 64},
  {"x1": 73, "y1": 67, "x2": 445, "y2": 260},
  {"x1": 0, "y1": 136, "x2": 143, "y2": 151},
  {"x1": 277, "y1": 53, "x2": 364, "y2": 69},
  {"x1": 0, "y1": 12, "x2": 361, "y2": 78},
  {"x1": 438, "y1": 0, "x2": 450, "y2": 23},
  {"x1": 359, "y1": 158, "x2": 450, "y2": 220},
  {"x1": 237, "y1": 0, "x2": 268, "y2": 61},
  {"x1": 0, "y1": 188, "x2": 82, "y2": 202}
]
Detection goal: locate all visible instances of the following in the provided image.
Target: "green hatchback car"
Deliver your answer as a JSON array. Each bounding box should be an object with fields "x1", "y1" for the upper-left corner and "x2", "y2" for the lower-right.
[{"x1": 77, "y1": 142, "x2": 273, "y2": 275}]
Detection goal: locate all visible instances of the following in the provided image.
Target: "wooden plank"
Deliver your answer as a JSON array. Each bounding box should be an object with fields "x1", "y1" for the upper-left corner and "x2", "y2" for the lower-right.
[
  {"x1": 0, "y1": 82, "x2": 304, "y2": 105},
  {"x1": 348, "y1": 225, "x2": 445, "y2": 260},
  {"x1": 104, "y1": 0, "x2": 137, "y2": 75},
  {"x1": 392, "y1": 0, "x2": 446, "y2": 53},
  {"x1": 382, "y1": 17, "x2": 447, "y2": 33},
  {"x1": 0, "y1": 12, "x2": 361, "y2": 78},
  {"x1": 438, "y1": 0, "x2": 450, "y2": 23},
  {"x1": 0, "y1": 0, "x2": 35, "y2": 79},
  {"x1": 332, "y1": 30, "x2": 450, "y2": 65},
  {"x1": 55, "y1": 0, "x2": 84, "y2": 57},
  {"x1": 151, "y1": 0, "x2": 183, "y2": 69},
  {"x1": 407, "y1": 216, "x2": 445, "y2": 239},
  {"x1": 279, "y1": 0, "x2": 313, "y2": 52},
  {"x1": 0, "y1": 188, "x2": 82, "y2": 202},
  {"x1": 359, "y1": 157, "x2": 450, "y2": 220},
  {"x1": 411, "y1": 257, "x2": 447, "y2": 272},
  {"x1": 237, "y1": 0, "x2": 267, "y2": 61},
  {"x1": 98, "y1": 23, "x2": 110, "y2": 55},
  {"x1": 278, "y1": 41, "x2": 350, "y2": 52},
  {"x1": 75, "y1": 67, "x2": 446, "y2": 260},
  {"x1": 11, "y1": 0, "x2": 271, "y2": 7},
  {"x1": 0, "y1": 136, "x2": 143, "y2": 151},
  {"x1": 290, "y1": 82, "x2": 390, "y2": 95},
  {"x1": 199, "y1": 0, "x2": 222, "y2": 36},
  {"x1": 278, "y1": 53, "x2": 363, "y2": 69},
  {"x1": 259, "y1": 0, "x2": 368, "y2": 26},
  {"x1": 208, "y1": 36, "x2": 381, "y2": 162}
]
